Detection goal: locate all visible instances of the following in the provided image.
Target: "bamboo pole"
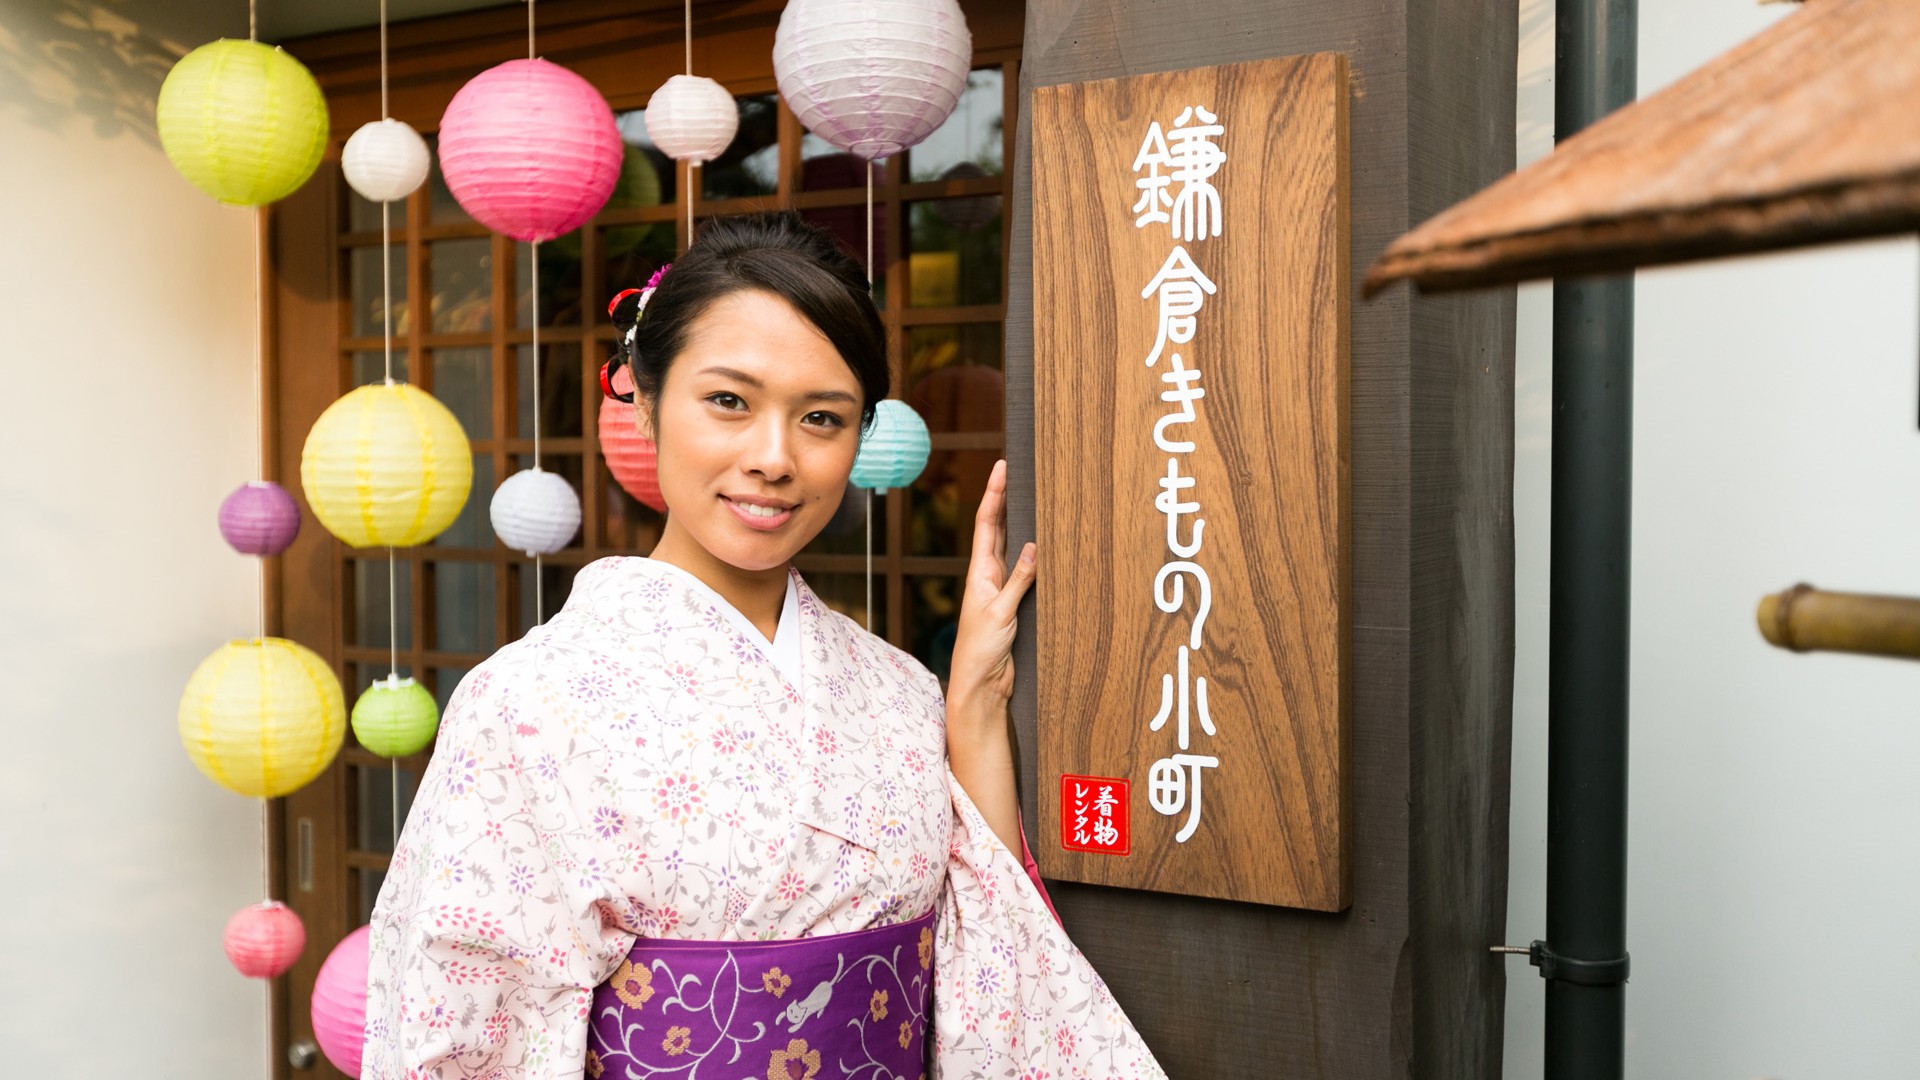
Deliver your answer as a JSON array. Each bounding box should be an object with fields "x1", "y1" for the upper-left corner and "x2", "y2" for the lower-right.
[{"x1": 1756, "y1": 584, "x2": 1920, "y2": 660}]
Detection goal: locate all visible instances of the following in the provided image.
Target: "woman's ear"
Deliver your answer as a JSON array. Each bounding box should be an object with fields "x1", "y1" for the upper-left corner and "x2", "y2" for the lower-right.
[{"x1": 632, "y1": 396, "x2": 657, "y2": 443}]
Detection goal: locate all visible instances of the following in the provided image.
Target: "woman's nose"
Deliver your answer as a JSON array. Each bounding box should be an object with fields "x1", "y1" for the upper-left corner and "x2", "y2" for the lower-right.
[{"x1": 740, "y1": 417, "x2": 796, "y2": 482}]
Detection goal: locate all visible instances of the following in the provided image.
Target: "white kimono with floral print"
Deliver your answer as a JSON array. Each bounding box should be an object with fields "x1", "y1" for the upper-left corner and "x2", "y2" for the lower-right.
[{"x1": 365, "y1": 556, "x2": 1164, "y2": 1079}]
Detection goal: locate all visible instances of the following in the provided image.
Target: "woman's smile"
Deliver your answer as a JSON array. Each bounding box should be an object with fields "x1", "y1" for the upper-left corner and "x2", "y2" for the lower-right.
[{"x1": 721, "y1": 492, "x2": 797, "y2": 530}]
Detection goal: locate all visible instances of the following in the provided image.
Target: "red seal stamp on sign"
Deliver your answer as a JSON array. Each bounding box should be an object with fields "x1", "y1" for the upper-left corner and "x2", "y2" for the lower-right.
[{"x1": 1060, "y1": 774, "x2": 1130, "y2": 855}]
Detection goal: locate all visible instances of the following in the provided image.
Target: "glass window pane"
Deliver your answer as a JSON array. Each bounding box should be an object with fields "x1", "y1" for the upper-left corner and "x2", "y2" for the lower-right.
[
  {"x1": 804, "y1": 571, "x2": 885, "y2": 639},
  {"x1": 429, "y1": 347, "x2": 492, "y2": 440},
  {"x1": 908, "y1": 448, "x2": 999, "y2": 558},
  {"x1": 352, "y1": 349, "x2": 408, "y2": 388},
  {"x1": 432, "y1": 560, "x2": 496, "y2": 655},
  {"x1": 800, "y1": 135, "x2": 885, "y2": 192},
  {"x1": 431, "y1": 666, "x2": 471, "y2": 716},
  {"x1": 515, "y1": 241, "x2": 584, "y2": 329},
  {"x1": 429, "y1": 239, "x2": 493, "y2": 333},
  {"x1": 602, "y1": 473, "x2": 666, "y2": 555},
  {"x1": 701, "y1": 93, "x2": 779, "y2": 200},
  {"x1": 614, "y1": 110, "x2": 679, "y2": 205},
  {"x1": 906, "y1": 574, "x2": 963, "y2": 679},
  {"x1": 350, "y1": 244, "x2": 409, "y2": 339},
  {"x1": 805, "y1": 486, "x2": 888, "y2": 556},
  {"x1": 351, "y1": 557, "x2": 413, "y2": 650},
  {"x1": 432, "y1": 456, "x2": 493, "y2": 550},
  {"x1": 516, "y1": 562, "x2": 577, "y2": 634},
  {"x1": 907, "y1": 68, "x2": 1005, "y2": 182},
  {"x1": 348, "y1": 186, "x2": 384, "y2": 233},
  {"x1": 515, "y1": 342, "x2": 584, "y2": 439},
  {"x1": 908, "y1": 198, "x2": 1002, "y2": 307},
  {"x1": 355, "y1": 867, "x2": 385, "y2": 927},
  {"x1": 907, "y1": 325, "x2": 1003, "y2": 433},
  {"x1": 355, "y1": 763, "x2": 418, "y2": 855},
  {"x1": 426, "y1": 134, "x2": 472, "y2": 224},
  {"x1": 599, "y1": 222, "x2": 676, "y2": 327}
]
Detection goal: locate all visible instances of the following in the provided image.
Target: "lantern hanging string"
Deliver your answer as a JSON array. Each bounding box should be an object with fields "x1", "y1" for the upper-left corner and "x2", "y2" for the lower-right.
[
  {"x1": 528, "y1": 0, "x2": 536, "y2": 59},
  {"x1": 862, "y1": 166, "x2": 875, "y2": 631},
  {"x1": 377, "y1": 0, "x2": 405, "y2": 864},
  {"x1": 248, "y1": 0, "x2": 255, "y2": 41},
  {"x1": 380, "y1": 0, "x2": 389, "y2": 119},
  {"x1": 684, "y1": 0, "x2": 692, "y2": 75},
  {"x1": 532, "y1": 239, "x2": 545, "y2": 624},
  {"x1": 683, "y1": 0, "x2": 695, "y2": 244},
  {"x1": 252, "y1": 207, "x2": 266, "y2": 642}
]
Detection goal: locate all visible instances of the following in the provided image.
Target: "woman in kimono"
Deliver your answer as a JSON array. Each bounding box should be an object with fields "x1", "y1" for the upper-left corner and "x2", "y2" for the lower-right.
[{"x1": 365, "y1": 212, "x2": 1163, "y2": 1079}]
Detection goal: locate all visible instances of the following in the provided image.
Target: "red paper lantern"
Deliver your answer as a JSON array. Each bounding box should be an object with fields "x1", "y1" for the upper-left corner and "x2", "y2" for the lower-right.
[
  {"x1": 222, "y1": 900, "x2": 306, "y2": 979},
  {"x1": 598, "y1": 367, "x2": 666, "y2": 512}
]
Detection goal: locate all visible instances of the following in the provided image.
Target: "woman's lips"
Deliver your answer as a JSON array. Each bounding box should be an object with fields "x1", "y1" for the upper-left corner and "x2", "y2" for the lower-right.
[{"x1": 721, "y1": 495, "x2": 794, "y2": 532}]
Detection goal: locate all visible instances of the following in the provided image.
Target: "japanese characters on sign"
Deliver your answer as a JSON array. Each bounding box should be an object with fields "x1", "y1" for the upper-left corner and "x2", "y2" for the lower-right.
[
  {"x1": 1060, "y1": 775, "x2": 1131, "y2": 856},
  {"x1": 1135, "y1": 106, "x2": 1225, "y2": 845}
]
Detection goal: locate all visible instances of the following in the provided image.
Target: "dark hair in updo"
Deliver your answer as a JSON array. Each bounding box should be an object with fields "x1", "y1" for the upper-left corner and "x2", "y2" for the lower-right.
[{"x1": 610, "y1": 212, "x2": 888, "y2": 430}]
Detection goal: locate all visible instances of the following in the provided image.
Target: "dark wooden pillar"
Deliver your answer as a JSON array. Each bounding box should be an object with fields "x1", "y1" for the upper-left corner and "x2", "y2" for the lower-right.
[{"x1": 1004, "y1": 1, "x2": 1517, "y2": 1076}]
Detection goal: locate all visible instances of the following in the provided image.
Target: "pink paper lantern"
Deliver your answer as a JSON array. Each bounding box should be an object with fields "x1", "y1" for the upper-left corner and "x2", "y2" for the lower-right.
[
  {"x1": 437, "y1": 59, "x2": 623, "y2": 242},
  {"x1": 311, "y1": 926, "x2": 370, "y2": 1077},
  {"x1": 599, "y1": 367, "x2": 666, "y2": 513},
  {"x1": 222, "y1": 900, "x2": 306, "y2": 979},
  {"x1": 772, "y1": 0, "x2": 973, "y2": 161},
  {"x1": 218, "y1": 480, "x2": 301, "y2": 556}
]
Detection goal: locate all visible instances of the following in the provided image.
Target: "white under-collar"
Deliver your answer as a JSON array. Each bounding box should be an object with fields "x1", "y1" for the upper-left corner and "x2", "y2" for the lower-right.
[{"x1": 641, "y1": 560, "x2": 802, "y2": 690}]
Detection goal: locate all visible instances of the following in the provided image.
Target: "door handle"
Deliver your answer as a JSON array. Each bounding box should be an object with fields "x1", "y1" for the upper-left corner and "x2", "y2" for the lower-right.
[{"x1": 289, "y1": 1039, "x2": 319, "y2": 1070}]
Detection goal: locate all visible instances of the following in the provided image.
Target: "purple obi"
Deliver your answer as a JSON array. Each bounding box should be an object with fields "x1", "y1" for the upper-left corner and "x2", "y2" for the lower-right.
[{"x1": 589, "y1": 908, "x2": 936, "y2": 1080}]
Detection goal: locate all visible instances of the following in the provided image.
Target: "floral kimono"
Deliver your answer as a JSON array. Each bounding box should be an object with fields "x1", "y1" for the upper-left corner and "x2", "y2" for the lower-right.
[{"x1": 364, "y1": 555, "x2": 1164, "y2": 1079}]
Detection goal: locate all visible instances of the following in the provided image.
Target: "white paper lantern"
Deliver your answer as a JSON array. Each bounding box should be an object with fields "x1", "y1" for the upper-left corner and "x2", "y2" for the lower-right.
[
  {"x1": 773, "y1": 0, "x2": 972, "y2": 161},
  {"x1": 342, "y1": 118, "x2": 431, "y2": 203},
  {"x1": 489, "y1": 467, "x2": 582, "y2": 557},
  {"x1": 644, "y1": 75, "x2": 740, "y2": 165}
]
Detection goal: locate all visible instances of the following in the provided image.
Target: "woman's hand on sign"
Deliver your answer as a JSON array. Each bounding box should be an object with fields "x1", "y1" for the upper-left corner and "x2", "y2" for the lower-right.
[{"x1": 944, "y1": 459, "x2": 1034, "y2": 853}]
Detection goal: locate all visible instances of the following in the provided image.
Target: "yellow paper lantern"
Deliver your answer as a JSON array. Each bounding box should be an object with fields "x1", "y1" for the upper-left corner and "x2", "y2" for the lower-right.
[
  {"x1": 300, "y1": 383, "x2": 474, "y2": 549},
  {"x1": 178, "y1": 638, "x2": 346, "y2": 798},
  {"x1": 156, "y1": 39, "x2": 329, "y2": 207}
]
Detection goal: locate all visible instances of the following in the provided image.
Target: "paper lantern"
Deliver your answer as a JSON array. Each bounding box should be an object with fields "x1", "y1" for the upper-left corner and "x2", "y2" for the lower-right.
[
  {"x1": 342, "y1": 118, "x2": 431, "y2": 203},
  {"x1": 599, "y1": 368, "x2": 666, "y2": 512},
  {"x1": 438, "y1": 58, "x2": 623, "y2": 242},
  {"x1": 156, "y1": 39, "x2": 328, "y2": 206},
  {"x1": 178, "y1": 638, "x2": 346, "y2": 799},
  {"x1": 350, "y1": 676, "x2": 439, "y2": 758},
  {"x1": 930, "y1": 162, "x2": 1000, "y2": 231},
  {"x1": 489, "y1": 467, "x2": 583, "y2": 556},
  {"x1": 850, "y1": 399, "x2": 931, "y2": 491},
  {"x1": 300, "y1": 383, "x2": 474, "y2": 549},
  {"x1": 223, "y1": 901, "x2": 306, "y2": 979},
  {"x1": 218, "y1": 480, "x2": 300, "y2": 556},
  {"x1": 772, "y1": 0, "x2": 972, "y2": 161},
  {"x1": 643, "y1": 75, "x2": 739, "y2": 164},
  {"x1": 312, "y1": 926, "x2": 371, "y2": 1077}
]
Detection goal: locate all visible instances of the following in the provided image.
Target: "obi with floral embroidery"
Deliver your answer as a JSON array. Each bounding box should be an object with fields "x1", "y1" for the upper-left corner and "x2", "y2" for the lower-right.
[
  {"x1": 588, "y1": 908, "x2": 934, "y2": 1079},
  {"x1": 363, "y1": 556, "x2": 1164, "y2": 1078}
]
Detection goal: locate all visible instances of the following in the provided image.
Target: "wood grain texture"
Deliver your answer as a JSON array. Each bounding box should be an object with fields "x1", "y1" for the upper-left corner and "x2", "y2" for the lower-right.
[
  {"x1": 1030, "y1": 56, "x2": 1351, "y2": 910},
  {"x1": 1366, "y1": 0, "x2": 1920, "y2": 293},
  {"x1": 1006, "y1": 0, "x2": 1515, "y2": 1074}
]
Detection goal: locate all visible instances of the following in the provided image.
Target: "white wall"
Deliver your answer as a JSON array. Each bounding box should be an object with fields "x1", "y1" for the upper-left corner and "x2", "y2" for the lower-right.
[
  {"x1": 0, "y1": 2, "x2": 268, "y2": 1076},
  {"x1": 1504, "y1": 1, "x2": 1920, "y2": 1076}
]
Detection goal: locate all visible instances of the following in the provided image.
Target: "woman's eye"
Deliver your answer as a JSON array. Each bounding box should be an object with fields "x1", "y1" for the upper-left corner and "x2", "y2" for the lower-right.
[
  {"x1": 705, "y1": 392, "x2": 745, "y2": 411},
  {"x1": 803, "y1": 410, "x2": 847, "y2": 430}
]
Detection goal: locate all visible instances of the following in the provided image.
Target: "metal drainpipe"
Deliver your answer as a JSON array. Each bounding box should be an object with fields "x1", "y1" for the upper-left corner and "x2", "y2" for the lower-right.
[{"x1": 1544, "y1": 0, "x2": 1637, "y2": 1076}]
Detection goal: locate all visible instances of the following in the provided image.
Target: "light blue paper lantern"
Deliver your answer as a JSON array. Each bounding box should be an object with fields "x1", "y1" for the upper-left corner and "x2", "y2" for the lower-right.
[{"x1": 850, "y1": 399, "x2": 931, "y2": 491}]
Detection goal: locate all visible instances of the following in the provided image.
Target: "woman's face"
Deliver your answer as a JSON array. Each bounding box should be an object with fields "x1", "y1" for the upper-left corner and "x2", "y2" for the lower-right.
[{"x1": 641, "y1": 289, "x2": 864, "y2": 573}]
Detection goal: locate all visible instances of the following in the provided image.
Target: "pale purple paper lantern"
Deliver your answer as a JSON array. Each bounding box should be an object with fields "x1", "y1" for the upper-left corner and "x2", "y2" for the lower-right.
[
  {"x1": 644, "y1": 74, "x2": 740, "y2": 165},
  {"x1": 312, "y1": 925, "x2": 370, "y2": 1076},
  {"x1": 772, "y1": 0, "x2": 973, "y2": 161},
  {"x1": 437, "y1": 58, "x2": 623, "y2": 243},
  {"x1": 218, "y1": 480, "x2": 300, "y2": 556}
]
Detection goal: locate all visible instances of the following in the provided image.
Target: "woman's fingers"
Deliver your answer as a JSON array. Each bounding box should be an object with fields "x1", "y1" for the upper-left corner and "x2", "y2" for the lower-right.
[
  {"x1": 991, "y1": 542, "x2": 1037, "y2": 622},
  {"x1": 968, "y1": 460, "x2": 1010, "y2": 593}
]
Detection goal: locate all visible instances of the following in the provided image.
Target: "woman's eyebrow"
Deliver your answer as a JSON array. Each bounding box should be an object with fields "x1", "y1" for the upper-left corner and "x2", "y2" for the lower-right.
[{"x1": 697, "y1": 365, "x2": 857, "y2": 404}]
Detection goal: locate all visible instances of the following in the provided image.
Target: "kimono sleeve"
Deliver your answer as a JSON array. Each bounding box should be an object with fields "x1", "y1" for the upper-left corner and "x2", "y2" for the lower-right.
[
  {"x1": 363, "y1": 655, "x2": 634, "y2": 1080},
  {"x1": 933, "y1": 773, "x2": 1167, "y2": 1079}
]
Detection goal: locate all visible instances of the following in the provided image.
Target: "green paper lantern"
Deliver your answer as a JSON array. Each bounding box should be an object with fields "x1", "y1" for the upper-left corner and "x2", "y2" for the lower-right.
[
  {"x1": 157, "y1": 39, "x2": 329, "y2": 206},
  {"x1": 350, "y1": 676, "x2": 440, "y2": 758}
]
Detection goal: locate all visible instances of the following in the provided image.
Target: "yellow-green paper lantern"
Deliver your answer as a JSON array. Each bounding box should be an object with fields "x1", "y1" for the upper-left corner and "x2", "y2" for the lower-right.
[
  {"x1": 157, "y1": 39, "x2": 329, "y2": 207},
  {"x1": 351, "y1": 676, "x2": 439, "y2": 758},
  {"x1": 179, "y1": 638, "x2": 346, "y2": 798},
  {"x1": 300, "y1": 383, "x2": 474, "y2": 548}
]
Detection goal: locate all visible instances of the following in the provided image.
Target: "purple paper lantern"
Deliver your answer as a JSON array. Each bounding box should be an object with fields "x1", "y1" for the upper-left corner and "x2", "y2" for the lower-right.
[
  {"x1": 772, "y1": 0, "x2": 973, "y2": 161},
  {"x1": 218, "y1": 480, "x2": 300, "y2": 556},
  {"x1": 437, "y1": 58, "x2": 623, "y2": 243}
]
